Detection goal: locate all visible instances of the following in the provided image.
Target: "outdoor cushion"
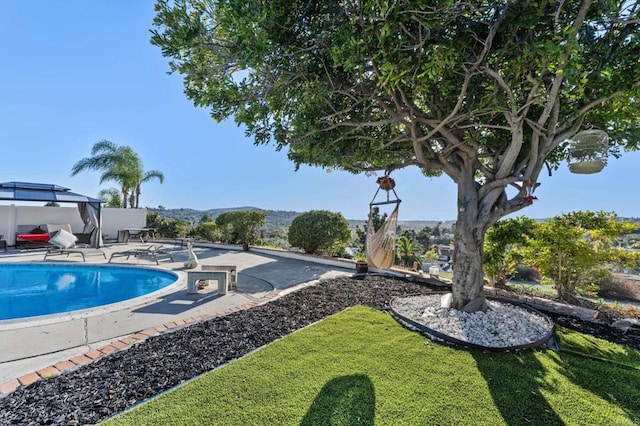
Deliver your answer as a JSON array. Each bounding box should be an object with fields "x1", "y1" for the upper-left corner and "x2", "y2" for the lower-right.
[
  {"x1": 49, "y1": 229, "x2": 78, "y2": 249},
  {"x1": 29, "y1": 226, "x2": 47, "y2": 234},
  {"x1": 16, "y1": 233, "x2": 50, "y2": 242}
]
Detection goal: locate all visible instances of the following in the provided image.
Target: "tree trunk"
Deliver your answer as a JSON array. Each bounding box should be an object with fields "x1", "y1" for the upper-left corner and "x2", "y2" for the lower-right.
[
  {"x1": 451, "y1": 219, "x2": 486, "y2": 310},
  {"x1": 122, "y1": 190, "x2": 128, "y2": 209},
  {"x1": 451, "y1": 171, "x2": 488, "y2": 311},
  {"x1": 135, "y1": 185, "x2": 141, "y2": 209}
]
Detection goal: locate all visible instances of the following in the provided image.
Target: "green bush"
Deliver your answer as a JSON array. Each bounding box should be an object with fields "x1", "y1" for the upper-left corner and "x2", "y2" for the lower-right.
[
  {"x1": 513, "y1": 265, "x2": 541, "y2": 282},
  {"x1": 157, "y1": 219, "x2": 189, "y2": 238},
  {"x1": 288, "y1": 210, "x2": 351, "y2": 255},
  {"x1": 190, "y1": 221, "x2": 220, "y2": 242},
  {"x1": 146, "y1": 212, "x2": 189, "y2": 238},
  {"x1": 215, "y1": 210, "x2": 266, "y2": 245},
  {"x1": 260, "y1": 228, "x2": 290, "y2": 250}
]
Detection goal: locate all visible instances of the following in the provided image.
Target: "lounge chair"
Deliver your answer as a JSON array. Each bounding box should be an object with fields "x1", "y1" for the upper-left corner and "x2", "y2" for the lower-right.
[
  {"x1": 44, "y1": 247, "x2": 107, "y2": 262},
  {"x1": 44, "y1": 228, "x2": 107, "y2": 262},
  {"x1": 108, "y1": 245, "x2": 174, "y2": 265}
]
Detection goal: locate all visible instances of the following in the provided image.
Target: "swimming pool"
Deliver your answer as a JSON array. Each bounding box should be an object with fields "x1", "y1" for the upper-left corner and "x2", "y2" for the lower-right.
[{"x1": 0, "y1": 263, "x2": 179, "y2": 321}]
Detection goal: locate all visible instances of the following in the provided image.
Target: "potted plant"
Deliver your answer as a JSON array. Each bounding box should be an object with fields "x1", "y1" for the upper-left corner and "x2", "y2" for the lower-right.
[{"x1": 355, "y1": 254, "x2": 369, "y2": 273}]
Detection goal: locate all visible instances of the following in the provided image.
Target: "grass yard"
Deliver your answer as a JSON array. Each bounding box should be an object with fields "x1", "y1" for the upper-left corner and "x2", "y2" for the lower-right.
[{"x1": 104, "y1": 306, "x2": 640, "y2": 425}]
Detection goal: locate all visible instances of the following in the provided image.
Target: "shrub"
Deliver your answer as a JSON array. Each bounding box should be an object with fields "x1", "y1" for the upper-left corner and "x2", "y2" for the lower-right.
[
  {"x1": 260, "y1": 228, "x2": 290, "y2": 250},
  {"x1": 147, "y1": 212, "x2": 189, "y2": 238},
  {"x1": 288, "y1": 210, "x2": 351, "y2": 255},
  {"x1": 157, "y1": 219, "x2": 189, "y2": 238},
  {"x1": 215, "y1": 210, "x2": 266, "y2": 245},
  {"x1": 513, "y1": 264, "x2": 540, "y2": 282},
  {"x1": 423, "y1": 250, "x2": 438, "y2": 261},
  {"x1": 190, "y1": 221, "x2": 220, "y2": 242}
]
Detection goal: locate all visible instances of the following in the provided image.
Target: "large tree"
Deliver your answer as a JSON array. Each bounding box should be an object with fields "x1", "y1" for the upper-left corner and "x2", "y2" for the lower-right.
[{"x1": 152, "y1": 0, "x2": 640, "y2": 309}]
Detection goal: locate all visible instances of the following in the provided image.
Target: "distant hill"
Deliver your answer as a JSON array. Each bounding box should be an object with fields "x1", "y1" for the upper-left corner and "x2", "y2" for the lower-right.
[
  {"x1": 149, "y1": 206, "x2": 639, "y2": 232},
  {"x1": 148, "y1": 207, "x2": 455, "y2": 231}
]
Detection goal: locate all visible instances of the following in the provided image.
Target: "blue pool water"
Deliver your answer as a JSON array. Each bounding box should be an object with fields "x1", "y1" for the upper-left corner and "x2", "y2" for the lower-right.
[{"x1": 0, "y1": 263, "x2": 178, "y2": 321}]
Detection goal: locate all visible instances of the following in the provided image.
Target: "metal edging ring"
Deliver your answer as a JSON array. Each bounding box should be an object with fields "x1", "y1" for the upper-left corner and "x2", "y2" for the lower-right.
[{"x1": 389, "y1": 293, "x2": 557, "y2": 352}]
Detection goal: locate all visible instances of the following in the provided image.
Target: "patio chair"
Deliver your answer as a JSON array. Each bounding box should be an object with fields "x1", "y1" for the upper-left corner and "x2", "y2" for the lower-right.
[
  {"x1": 108, "y1": 244, "x2": 174, "y2": 265},
  {"x1": 44, "y1": 228, "x2": 107, "y2": 262}
]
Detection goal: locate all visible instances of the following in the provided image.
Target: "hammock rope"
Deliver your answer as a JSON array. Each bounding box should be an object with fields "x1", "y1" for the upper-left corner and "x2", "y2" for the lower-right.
[{"x1": 365, "y1": 174, "x2": 401, "y2": 269}]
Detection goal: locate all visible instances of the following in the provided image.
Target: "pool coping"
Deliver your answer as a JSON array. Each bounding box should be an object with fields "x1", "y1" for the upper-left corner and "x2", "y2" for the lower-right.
[
  {"x1": 0, "y1": 287, "x2": 287, "y2": 396},
  {"x1": 0, "y1": 263, "x2": 182, "y2": 329}
]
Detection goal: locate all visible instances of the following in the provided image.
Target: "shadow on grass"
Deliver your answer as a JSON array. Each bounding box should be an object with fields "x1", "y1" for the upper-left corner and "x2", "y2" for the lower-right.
[
  {"x1": 553, "y1": 332, "x2": 640, "y2": 421},
  {"x1": 555, "y1": 357, "x2": 640, "y2": 422},
  {"x1": 300, "y1": 374, "x2": 375, "y2": 426},
  {"x1": 474, "y1": 342, "x2": 640, "y2": 424},
  {"x1": 472, "y1": 351, "x2": 565, "y2": 425}
]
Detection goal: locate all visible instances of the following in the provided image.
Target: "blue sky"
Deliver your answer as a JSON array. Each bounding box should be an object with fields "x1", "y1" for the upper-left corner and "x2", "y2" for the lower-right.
[{"x1": 1, "y1": 1, "x2": 638, "y2": 221}]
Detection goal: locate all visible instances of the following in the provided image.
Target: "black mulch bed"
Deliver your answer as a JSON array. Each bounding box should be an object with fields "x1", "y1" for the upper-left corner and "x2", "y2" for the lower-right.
[{"x1": 1, "y1": 274, "x2": 639, "y2": 425}]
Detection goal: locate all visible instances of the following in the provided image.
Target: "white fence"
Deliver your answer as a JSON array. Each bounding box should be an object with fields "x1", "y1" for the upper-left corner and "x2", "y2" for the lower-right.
[{"x1": 0, "y1": 205, "x2": 146, "y2": 245}]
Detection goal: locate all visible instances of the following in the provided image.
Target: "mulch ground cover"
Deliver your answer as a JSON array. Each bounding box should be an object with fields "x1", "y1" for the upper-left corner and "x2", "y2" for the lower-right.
[{"x1": 1, "y1": 274, "x2": 638, "y2": 425}]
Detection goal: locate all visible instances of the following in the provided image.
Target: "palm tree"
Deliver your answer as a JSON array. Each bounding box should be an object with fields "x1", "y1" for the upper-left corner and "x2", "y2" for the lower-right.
[
  {"x1": 396, "y1": 235, "x2": 421, "y2": 268},
  {"x1": 71, "y1": 140, "x2": 138, "y2": 208},
  {"x1": 71, "y1": 141, "x2": 163, "y2": 208},
  {"x1": 133, "y1": 169, "x2": 164, "y2": 208},
  {"x1": 97, "y1": 188, "x2": 122, "y2": 208}
]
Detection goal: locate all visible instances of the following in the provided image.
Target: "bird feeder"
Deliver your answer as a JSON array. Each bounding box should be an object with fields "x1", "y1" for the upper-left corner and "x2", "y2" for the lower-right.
[{"x1": 567, "y1": 129, "x2": 609, "y2": 174}]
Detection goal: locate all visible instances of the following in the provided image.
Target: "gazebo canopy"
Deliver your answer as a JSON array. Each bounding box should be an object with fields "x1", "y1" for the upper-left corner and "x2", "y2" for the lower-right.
[
  {"x1": 0, "y1": 181, "x2": 102, "y2": 204},
  {"x1": 0, "y1": 181, "x2": 103, "y2": 247}
]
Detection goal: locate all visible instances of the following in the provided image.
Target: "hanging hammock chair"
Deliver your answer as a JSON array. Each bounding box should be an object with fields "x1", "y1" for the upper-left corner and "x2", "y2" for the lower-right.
[{"x1": 366, "y1": 174, "x2": 401, "y2": 269}]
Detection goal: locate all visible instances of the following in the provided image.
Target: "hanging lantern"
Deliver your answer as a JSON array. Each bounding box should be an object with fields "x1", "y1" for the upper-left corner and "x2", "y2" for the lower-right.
[{"x1": 567, "y1": 129, "x2": 609, "y2": 174}]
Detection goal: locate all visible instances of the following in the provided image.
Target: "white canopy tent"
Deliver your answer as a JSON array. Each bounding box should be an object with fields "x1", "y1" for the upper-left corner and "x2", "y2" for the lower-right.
[{"x1": 0, "y1": 182, "x2": 103, "y2": 248}]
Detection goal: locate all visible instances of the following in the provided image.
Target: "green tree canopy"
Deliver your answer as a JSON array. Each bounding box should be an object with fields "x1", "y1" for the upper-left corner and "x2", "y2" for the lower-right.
[
  {"x1": 523, "y1": 211, "x2": 638, "y2": 303},
  {"x1": 483, "y1": 216, "x2": 537, "y2": 288},
  {"x1": 288, "y1": 210, "x2": 352, "y2": 255},
  {"x1": 200, "y1": 213, "x2": 214, "y2": 224},
  {"x1": 415, "y1": 227, "x2": 432, "y2": 253},
  {"x1": 152, "y1": 0, "x2": 640, "y2": 309},
  {"x1": 97, "y1": 188, "x2": 123, "y2": 208}
]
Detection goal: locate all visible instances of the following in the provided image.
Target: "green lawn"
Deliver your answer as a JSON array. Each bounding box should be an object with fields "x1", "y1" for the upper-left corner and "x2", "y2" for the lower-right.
[{"x1": 104, "y1": 306, "x2": 640, "y2": 426}]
